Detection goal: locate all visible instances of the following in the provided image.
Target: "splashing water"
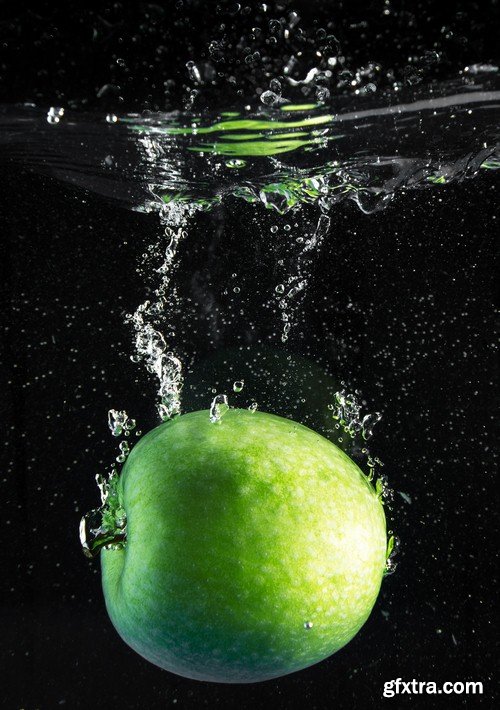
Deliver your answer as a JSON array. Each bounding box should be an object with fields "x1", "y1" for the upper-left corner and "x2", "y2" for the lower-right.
[
  {"x1": 330, "y1": 389, "x2": 382, "y2": 442},
  {"x1": 2, "y1": 75, "x2": 499, "y2": 214},
  {"x1": 125, "y1": 202, "x2": 203, "y2": 421},
  {"x1": 107, "y1": 409, "x2": 136, "y2": 437},
  {"x1": 327, "y1": 388, "x2": 392, "y2": 506}
]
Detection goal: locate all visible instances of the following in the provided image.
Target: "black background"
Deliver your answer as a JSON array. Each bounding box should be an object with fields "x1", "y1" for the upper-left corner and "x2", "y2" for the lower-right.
[
  {"x1": 1, "y1": 0, "x2": 500, "y2": 111},
  {"x1": 1, "y1": 1, "x2": 499, "y2": 708}
]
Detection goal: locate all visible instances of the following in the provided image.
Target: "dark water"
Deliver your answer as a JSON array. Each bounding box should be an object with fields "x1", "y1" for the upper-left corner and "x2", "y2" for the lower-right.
[
  {"x1": 2, "y1": 162, "x2": 498, "y2": 708},
  {"x1": 1, "y1": 1, "x2": 499, "y2": 708}
]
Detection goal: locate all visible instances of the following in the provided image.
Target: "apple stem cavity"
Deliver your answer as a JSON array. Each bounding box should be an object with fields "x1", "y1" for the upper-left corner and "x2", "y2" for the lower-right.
[
  {"x1": 80, "y1": 510, "x2": 127, "y2": 558},
  {"x1": 80, "y1": 469, "x2": 127, "y2": 559}
]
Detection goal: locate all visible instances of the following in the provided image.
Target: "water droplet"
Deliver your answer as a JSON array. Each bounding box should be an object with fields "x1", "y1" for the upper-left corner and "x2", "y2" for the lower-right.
[
  {"x1": 248, "y1": 402, "x2": 258, "y2": 413},
  {"x1": 106, "y1": 113, "x2": 118, "y2": 124},
  {"x1": 210, "y1": 394, "x2": 229, "y2": 423},
  {"x1": 304, "y1": 621, "x2": 313, "y2": 629},
  {"x1": 233, "y1": 380, "x2": 244, "y2": 393},
  {"x1": 275, "y1": 284, "x2": 285, "y2": 294}
]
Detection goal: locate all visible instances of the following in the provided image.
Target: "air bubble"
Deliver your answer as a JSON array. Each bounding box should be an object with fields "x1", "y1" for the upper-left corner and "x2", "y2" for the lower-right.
[
  {"x1": 226, "y1": 159, "x2": 246, "y2": 169},
  {"x1": 210, "y1": 394, "x2": 229, "y2": 423},
  {"x1": 260, "y1": 90, "x2": 280, "y2": 107},
  {"x1": 47, "y1": 106, "x2": 64, "y2": 124}
]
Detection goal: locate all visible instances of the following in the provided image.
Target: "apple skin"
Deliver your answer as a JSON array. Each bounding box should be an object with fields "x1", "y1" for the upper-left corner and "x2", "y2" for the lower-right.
[{"x1": 101, "y1": 409, "x2": 387, "y2": 683}]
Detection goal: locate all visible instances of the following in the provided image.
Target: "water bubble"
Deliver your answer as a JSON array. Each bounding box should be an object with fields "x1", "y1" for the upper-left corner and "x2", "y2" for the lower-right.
[
  {"x1": 106, "y1": 113, "x2": 118, "y2": 124},
  {"x1": 116, "y1": 440, "x2": 130, "y2": 463},
  {"x1": 284, "y1": 56, "x2": 298, "y2": 75},
  {"x1": 286, "y1": 279, "x2": 307, "y2": 299},
  {"x1": 226, "y1": 159, "x2": 246, "y2": 169},
  {"x1": 304, "y1": 621, "x2": 313, "y2": 629},
  {"x1": 233, "y1": 286, "x2": 241, "y2": 294},
  {"x1": 315, "y1": 86, "x2": 330, "y2": 103},
  {"x1": 384, "y1": 558, "x2": 398, "y2": 576},
  {"x1": 186, "y1": 61, "x2": 202, "y2": 84},
  {"x1": 269, "y1": 19, "x2": 281, "y2": 34},
  {"x1": 210, "y1": 394, "x2": 229, "y2": 423},
  {"x1": 281, "y1": 322, "x2": 291, "y2": 342},
  {"x1": 269, "y1": 78, "x2": 282, "y2": 96},
  {"x1": 260, "y1": 90, "x2": 280, "y2": 107},
  {"x1": 384, "y1": 534, "x2": 400, "y2": 576},
  {"x1": 248, "y1": 402, "x2": 258, "y2": 413},
  {"x1": 465, "y1": 63, "x2": 499, "y2": 75},
  {"x1": 245, "y1": 51, "x2": 261, "y2": 65},
  {"x1": 270, "y1": 225, "x2": 279, "y2": 233},
  {"x1": 275, "y1": 284, "x2": 285, "y2": 294},
  {"x1": 402, "y1": 65, "x2": 423, "y2": 86},
  {"x1": 108, "y1": 409, "x2": 133, "y2": 437},
  {"x1": 324, "y1": 34, "x2": 340, "y2": 54},
  {"x1": 233, "y1": 380, "x2": 244, "y2": 393},
  {"x1": 361, "y1": 412, "x2": 382, "y2": 440},
  {"x1": 209, "y1": 41, "x2": 225, "y2": 63},
  {"x1": 47, "y1": 106, "x2": 64, "y2": 124}
]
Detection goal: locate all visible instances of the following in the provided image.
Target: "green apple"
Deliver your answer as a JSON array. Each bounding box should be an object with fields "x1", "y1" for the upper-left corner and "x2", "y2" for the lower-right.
[{"x1": 101, "y1": 408, "x2": 387, "y2": 683}]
